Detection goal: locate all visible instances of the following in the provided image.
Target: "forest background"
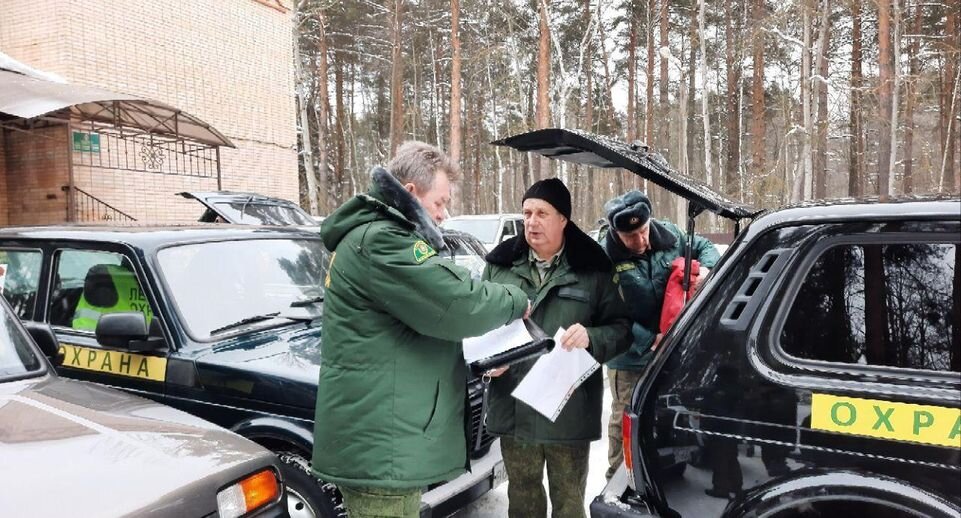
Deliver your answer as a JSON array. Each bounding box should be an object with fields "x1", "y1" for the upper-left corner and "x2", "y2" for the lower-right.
[{"x1": 291, "y1": 0, "x2": 960, "y2": 231}]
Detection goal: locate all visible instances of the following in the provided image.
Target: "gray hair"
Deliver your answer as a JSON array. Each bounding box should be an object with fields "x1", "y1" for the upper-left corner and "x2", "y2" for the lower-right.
[{"x1": 386, "y1": 141, "x2": 460, "y2": 191}]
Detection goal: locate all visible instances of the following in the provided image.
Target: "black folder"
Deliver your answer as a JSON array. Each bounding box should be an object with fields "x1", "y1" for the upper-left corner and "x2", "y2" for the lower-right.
[{"x1": 469, "y1": 320, "x2": 555, "y2": 376}]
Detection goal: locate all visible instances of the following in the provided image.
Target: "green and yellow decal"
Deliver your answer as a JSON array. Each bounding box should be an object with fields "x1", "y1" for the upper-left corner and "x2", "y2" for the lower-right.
[
  {"x1": 811, "y1": 393, "x2": 960, "y2": 448},
  {"x1": 615, "y1": 262, "x2": 636, "y2": 273},
  {"x1": 412, "y1": 240, "x2": 436, "y2": 264},
  {"x1": 58, "y1": 343, "x2": 167, "y2": 382}
]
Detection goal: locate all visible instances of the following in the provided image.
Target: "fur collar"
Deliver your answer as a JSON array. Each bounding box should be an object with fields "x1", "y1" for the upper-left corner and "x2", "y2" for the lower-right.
[
  {"x1": 602, "y1": 219, "x2": 678, "y2": 262},
  {"x1": 486, "y1": 221, "x2": 611, "y2": 273},
  {"x1": 369, "y1": 167, "x2": 446, "y2": 250}
]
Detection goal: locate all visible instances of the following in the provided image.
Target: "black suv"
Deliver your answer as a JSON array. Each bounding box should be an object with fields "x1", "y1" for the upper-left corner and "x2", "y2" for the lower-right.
[
  {"x1": 0, "y1": 225, "x2": 503, "y2": 518},
  {"x1": 496, "y1": 129, "x2": 961, "y2": 518}
]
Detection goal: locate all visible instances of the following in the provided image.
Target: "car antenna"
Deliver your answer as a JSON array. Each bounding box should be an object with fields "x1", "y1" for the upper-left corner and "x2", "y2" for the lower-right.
[{"x1": 240, "y1": 195, "x2": 253, "y2": 222}]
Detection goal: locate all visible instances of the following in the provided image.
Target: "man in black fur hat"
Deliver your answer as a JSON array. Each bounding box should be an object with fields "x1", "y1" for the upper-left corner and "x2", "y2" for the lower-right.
[
  {"x1": 483, "y1": 178, "x2": 631, "y2": 518},
  {"x1": 600, "y1": 189, "x2": 720, "y2": 480}
]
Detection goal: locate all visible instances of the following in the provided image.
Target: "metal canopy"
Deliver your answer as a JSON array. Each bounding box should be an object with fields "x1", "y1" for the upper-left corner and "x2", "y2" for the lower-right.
[
  {"x1": 493, "y1": 128, "x2": 757, "y2": 220},
  {"x1": 0, "y1": 70, "x2": 234, "y2": 148}
]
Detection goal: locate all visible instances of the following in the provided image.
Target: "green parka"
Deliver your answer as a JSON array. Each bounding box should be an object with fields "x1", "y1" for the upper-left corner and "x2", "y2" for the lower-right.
[
  {"x1": 602, "y1": 219, "x2": 719, "y2": 371},
  {"x1": 312, "y1": 168, "x2": 529, "y2": 489},
  {"x1": 482, "y1": 224, "x2": 631, "y2": 444}
]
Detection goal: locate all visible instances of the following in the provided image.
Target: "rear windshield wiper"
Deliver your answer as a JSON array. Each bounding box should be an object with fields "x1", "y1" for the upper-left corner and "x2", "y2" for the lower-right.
[
  {"x1": 289, "y1": 295, "x2": 324, "y2": 308},
  {"x1": 210, "y1": 312, "x2": 286, "y2": 335}
]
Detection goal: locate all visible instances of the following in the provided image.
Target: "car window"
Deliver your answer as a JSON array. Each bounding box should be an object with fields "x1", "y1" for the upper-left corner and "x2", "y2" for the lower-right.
[
  {"x1": 48, "y1": 250, "x2": 154, "y2": 332},
  {"x1": 0, "y1": 249, "x2": 42, "y2": 319},
  {"x1": 157, "y1": 238, "x2": 327, "y2": 341},
  {"x1": 500, "y1": 220, "x2": 515, "y2": 241},
  {"x1": 780, "y1": 241, "x2": 959, "y2": 373},
  {"x1": 442, "y1": 218, "x2": 499, "y2": 243},
  {"x1": 0, "y1": 298, "x2": 43, "y2": 380}
]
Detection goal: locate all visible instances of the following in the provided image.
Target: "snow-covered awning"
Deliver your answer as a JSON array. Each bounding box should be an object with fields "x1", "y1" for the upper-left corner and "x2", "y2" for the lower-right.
[{"x1": 0, "y1": 62, "x2": 233, "y2": 148}]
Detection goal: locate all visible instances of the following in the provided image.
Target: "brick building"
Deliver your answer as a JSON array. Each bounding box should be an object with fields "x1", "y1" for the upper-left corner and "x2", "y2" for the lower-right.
[{"x1": 0, "y1": 0, "x2": 298, "y2": 226}]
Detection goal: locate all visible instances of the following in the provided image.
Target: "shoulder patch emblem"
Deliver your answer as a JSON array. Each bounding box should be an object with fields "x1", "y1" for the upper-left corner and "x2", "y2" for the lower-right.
[
  {"x1": 413, "y1": 241, "x2": 437, "y2": 264},
  {"x1": 325, "y1": 252, "x2": 336, "y2": 288},
  {"x1": 616, "y1": 262, "x2": 636, "y2": 273}
]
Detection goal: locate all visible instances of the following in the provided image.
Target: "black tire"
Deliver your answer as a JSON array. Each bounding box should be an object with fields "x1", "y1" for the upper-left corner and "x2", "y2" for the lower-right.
[{"x1": 277, "y1": 451, "x2": 346, "y2": 518}]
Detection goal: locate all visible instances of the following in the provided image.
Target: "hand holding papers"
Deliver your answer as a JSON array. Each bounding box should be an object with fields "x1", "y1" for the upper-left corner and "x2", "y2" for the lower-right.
[
  {"x1": 511, "y1": 327, "x2": 600, "y2": 422},
  {"x1": 463, "y1": 319, "x2": 554, "y2": 376}
]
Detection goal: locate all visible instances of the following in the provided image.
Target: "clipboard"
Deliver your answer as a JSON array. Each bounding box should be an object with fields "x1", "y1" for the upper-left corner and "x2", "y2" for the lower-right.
[{"x1": 468, "y1": 319, "x2": 555, "y2": 376}]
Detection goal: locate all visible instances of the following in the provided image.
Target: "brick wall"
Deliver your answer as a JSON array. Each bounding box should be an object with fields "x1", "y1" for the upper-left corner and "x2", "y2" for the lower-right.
[
  {"x1": 0, "y1": 0, "x2": 298, "y2": 224},
  {"x1": 3, "y1": 127, "x2": 69, "y2": 225},
  {"x1": 0, "y1": 130, "x2": 6, "y2": 226}
]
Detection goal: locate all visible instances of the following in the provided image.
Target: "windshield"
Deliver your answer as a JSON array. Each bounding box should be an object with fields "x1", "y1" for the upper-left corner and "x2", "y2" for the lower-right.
[
  {"x1": 213, "y1": 201, "x2": 316, "y2": 226},
  {"x1": 0, "y1": 299, "x2": 44, "y2": 381},
  {"x1": 442, "y1": 218, "x2": 500, "y2": 243},
  {"x1": 157, "y1": 239, "x2": 328, "y2": 340}
]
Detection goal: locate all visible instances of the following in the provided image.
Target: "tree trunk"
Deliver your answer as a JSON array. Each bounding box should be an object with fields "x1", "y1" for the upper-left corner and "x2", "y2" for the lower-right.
[
  {"x1": 335, "y1": 52, "x2": 347, "y2": 205},
  {"x1": 687, "y1": 9, "x2": 697, "y2": 170},
  {"x1": 849, "y1": 0, "x2": 864, "y2": 197},
  {"x1": 903, "y1": 0, "x2": 920, "y2": 194},
  {"x1": 584, "y1": 0, "x2": 594, "y2": 133},
  {"x1": 388, "y1": 0, "x2": 405, "y2": 156},
  {"x1": 698, "y1": 0, "x2": 713, "y2": 187},
  {"x1": 877, "y1": 0, "x2": 893, "y2": 196},
  {"x1": 725, "y1": 0, "x2": 742, "y2": 198},
  {"x1": 449, "y1": 0, "x2": 462, "y2": 164},
  {"x1": 940, "y1": 3, "x2": 959, "y2": 193},
  {"x1": 793, "y1": 2, "x2": 813, "y2": 202},
  {"x1": 750, "y1": 0, "x2": 765, "y2": 188},
  {"x1": 535, "y1": 0, "x2": 552, "y2": 181},
  {"x1": 646, "y1": 0, "x2": 656, "y2": 146},
  {"x1": 659, "y1": 0, "x2": 670, "y2": 152},
  {"x1": 293, "y1": 0, "x2": 318, "y2": 215},
  {"x1": 316, "y1": 9, "x2": 331, "y2": 214},
  {"x1": 814, "y1": 0, "x2": 831, "y2": 199},
  {"x1": 627, "y1": 4, "x2": 638, "y2": 143}
]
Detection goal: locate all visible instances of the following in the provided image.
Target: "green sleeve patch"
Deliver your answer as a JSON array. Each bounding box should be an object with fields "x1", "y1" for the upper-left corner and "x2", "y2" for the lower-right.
[
  {"x1": 615, "y1": 262, "x2": 636, "y2": 273},
  {"x1": 413, "y1": 240, "x2": 437, "y2": 264}
]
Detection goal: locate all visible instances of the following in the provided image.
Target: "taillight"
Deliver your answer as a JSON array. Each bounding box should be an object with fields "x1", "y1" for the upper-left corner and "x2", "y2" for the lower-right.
[
  {"x1": 217, "y1": 469, "x2": 280, "y2": 518},
  {"x1": 622, "y1": 411, "x2": 637, "y2": 488}
]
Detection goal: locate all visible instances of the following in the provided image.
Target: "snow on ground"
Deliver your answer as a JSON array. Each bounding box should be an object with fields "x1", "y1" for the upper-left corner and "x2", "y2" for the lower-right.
[{"x1": 455, "y1": 368, "x2": 616, "y2": 517}]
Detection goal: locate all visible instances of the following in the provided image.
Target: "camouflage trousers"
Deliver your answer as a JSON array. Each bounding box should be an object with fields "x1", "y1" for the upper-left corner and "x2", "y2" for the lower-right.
[
  {"x1": 339, "y1": 485, "x2": 421, "y2": 518},
  {"x1": 500, "y1": 436, "x2": 590, "y2": 518},
  {"x1": 606, "y1": 368, "x2": 644, "y2": 480}
]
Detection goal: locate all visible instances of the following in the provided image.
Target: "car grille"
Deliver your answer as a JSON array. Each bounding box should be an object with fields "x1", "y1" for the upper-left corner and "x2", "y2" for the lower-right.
[{"x1": 467, "y1": 377, "x2": 495, "y2": 458}]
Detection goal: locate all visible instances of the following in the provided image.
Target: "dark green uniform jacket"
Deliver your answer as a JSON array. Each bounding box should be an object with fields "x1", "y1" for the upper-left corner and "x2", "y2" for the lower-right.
[
  {"x1": 312, "y1": 168, "x2": 529, "y2": 489},
  {"x1": 602, "y1": 219, "x2": 719, "y2": 371},
  {"x1": 482, "y1": 223, "x2": 631, "y2": 444}
]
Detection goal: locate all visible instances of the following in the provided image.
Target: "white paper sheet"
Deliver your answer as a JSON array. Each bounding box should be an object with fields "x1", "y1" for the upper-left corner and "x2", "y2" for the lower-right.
[
  {"x1": 462, "y1": 319, "x2": 534, "y2": 364},
  {"x1": 511, "y1": 327, "x2": 601, "y2": 422}
]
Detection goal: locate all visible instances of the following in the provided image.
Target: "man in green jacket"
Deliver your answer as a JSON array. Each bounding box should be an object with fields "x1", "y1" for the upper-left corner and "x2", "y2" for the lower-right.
[
  {"x1": 312, "y1": 141, "x2": 530, "y2": 518},
  {"x1": 483, "y1": 178, "x2": 631, "y2": 518},
  {"x1": 600, "y1": 190, "x2": 720, "y2": 479}
]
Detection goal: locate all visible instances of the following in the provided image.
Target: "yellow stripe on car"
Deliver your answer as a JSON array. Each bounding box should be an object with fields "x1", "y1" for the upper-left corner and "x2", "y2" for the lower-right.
[
  {"x1": 811, "y1": 393, "x2": 961, "y2": 449},
  {"x1": 58, "y1": 343, "x2": 167, "y2": 382}
]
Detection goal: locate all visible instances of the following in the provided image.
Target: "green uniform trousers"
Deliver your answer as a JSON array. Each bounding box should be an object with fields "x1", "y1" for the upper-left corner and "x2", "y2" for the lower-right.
[
  {"x1": 501, "y1": 436, "x2": 590, "y2": 518},
  {"x1": 339, "y1": 485, "x2": 421, "y2": 518},
  {"x1": 606, "y1": 368, "x2": 644, "y2": 480}
]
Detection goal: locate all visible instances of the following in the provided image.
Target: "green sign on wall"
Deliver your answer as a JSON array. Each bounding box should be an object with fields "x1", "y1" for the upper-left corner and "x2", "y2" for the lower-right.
[{"x1": 72, "y1": 131, "x2": 101, "y2": 153}]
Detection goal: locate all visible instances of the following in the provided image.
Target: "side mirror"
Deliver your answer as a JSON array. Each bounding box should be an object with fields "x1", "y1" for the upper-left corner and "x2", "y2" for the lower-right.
[
  {"x1": 23, "y1": 321, "x2": 65, "y2": 366},
  {"x1": 96, "y1": 312, "x2": 164, "y2": 352}
]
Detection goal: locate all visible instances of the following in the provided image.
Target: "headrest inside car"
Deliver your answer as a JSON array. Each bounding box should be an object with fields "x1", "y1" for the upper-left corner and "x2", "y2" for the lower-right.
[{"x1": 83, "y1": 264, "x2": 120, "y2": 308}]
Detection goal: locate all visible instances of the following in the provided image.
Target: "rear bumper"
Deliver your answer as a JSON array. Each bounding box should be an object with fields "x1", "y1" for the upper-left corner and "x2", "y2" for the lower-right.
[
  {"x1": 589, "y1": 465, "x2": 657, "y2": 518},
  {"x1": 419, "y1": 440, "x2": 506, "y2": 517}
]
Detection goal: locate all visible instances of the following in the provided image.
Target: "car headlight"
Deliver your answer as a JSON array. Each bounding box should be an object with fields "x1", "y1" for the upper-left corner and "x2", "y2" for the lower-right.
[{"x1": 217, "y1": 469, "x2": 280, "y2": 518}]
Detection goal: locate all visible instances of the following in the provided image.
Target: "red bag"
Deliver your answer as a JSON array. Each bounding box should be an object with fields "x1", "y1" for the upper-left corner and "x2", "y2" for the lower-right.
[{"x1": 659, "y1": 257, "x2": 700, "y2": 333}]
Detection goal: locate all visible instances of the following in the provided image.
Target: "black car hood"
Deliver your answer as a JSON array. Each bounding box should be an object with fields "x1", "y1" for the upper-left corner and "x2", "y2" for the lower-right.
[
  {"x1": 493, "y1": 128, "x2": 758, "y2": 220},
  {"x1": 192, "y1": 324, "x2": 321, "y2": 411}
]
